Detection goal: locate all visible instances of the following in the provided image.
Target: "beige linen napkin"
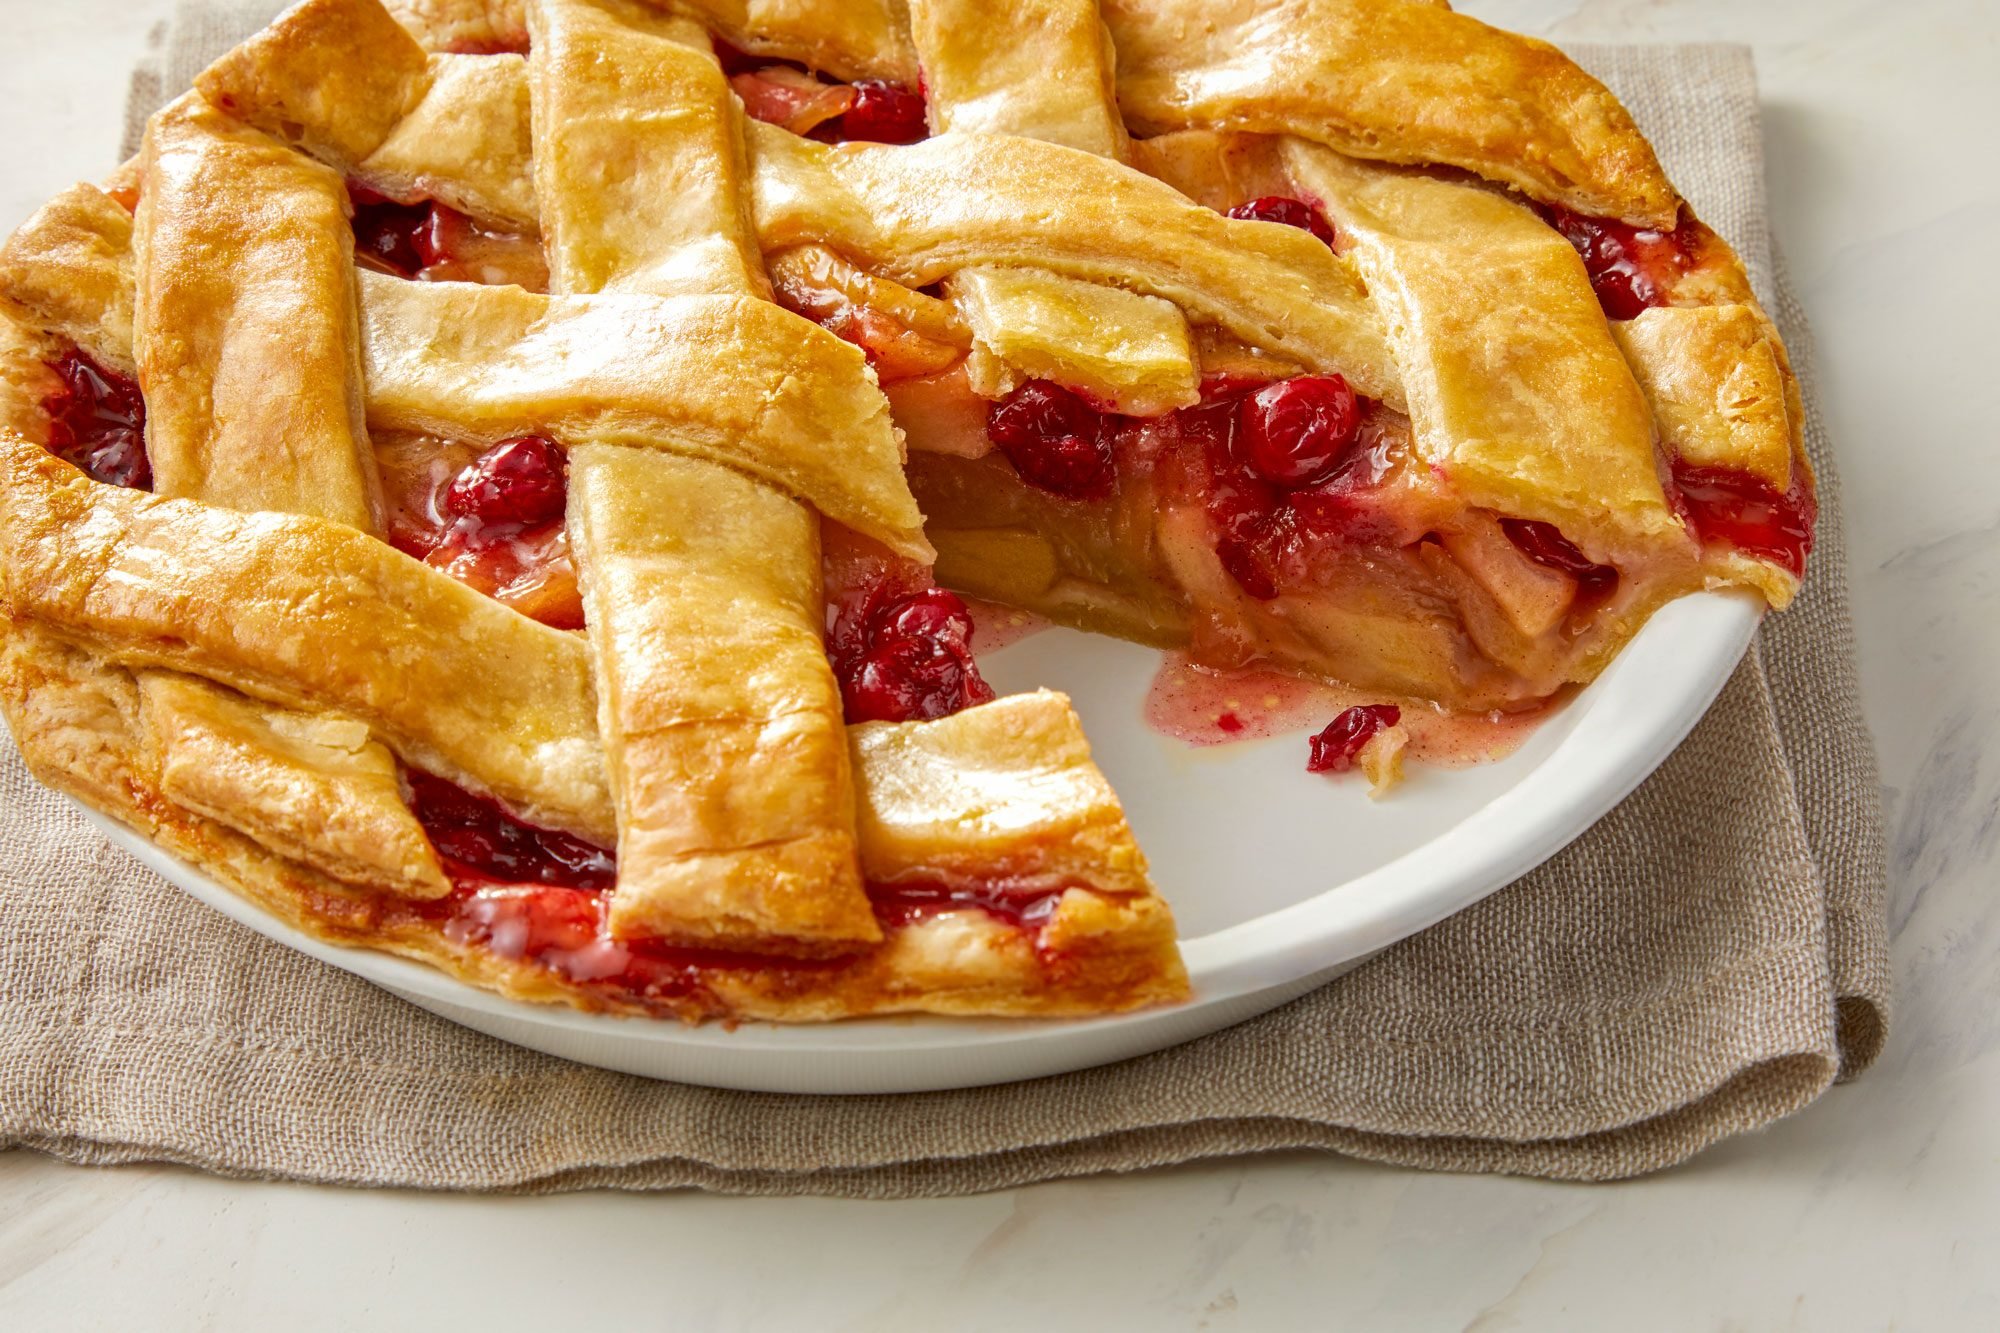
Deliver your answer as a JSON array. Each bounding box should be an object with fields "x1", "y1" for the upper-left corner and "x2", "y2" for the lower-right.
[{"x1": 0, "y1": 6, "x2": 1889, "y2": 1194}]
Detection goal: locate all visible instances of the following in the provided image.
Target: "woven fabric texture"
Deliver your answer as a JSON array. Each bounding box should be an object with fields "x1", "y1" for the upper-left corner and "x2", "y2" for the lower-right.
[{"x1": 0, "y1": 3, "x2": 1889, "y2": 1196}]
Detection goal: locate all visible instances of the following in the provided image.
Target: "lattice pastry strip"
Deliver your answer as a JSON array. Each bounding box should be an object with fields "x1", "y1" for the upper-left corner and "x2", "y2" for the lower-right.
[
  {"x1": 907, "y1": 0, "x2": 1129, "y2": 159},
  {"x1": 529, "y1": 0, "x2": 874, "y2": 954},
  {"x1": 135, "y1": 96, "x2": 383, "y2": 531}
]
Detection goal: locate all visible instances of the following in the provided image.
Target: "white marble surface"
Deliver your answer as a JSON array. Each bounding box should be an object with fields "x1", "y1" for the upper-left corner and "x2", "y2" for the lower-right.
[{"x1": 2, "y1": 0, "x2": 1995, "y2": 1327}]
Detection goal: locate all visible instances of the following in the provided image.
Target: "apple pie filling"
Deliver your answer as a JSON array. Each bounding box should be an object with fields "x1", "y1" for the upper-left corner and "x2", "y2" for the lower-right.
[
  {"x1": 762, "y1": 167, "x2": 1814, "y2": 714},
  {"x1": 768, "y1": 258, "x2": 1640, "y2": 709}
]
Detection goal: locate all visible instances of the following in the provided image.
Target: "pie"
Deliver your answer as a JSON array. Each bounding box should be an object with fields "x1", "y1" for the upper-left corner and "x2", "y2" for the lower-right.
[{"x1": 0, "y1": 0, "x2": 1812, "y2": 1024}]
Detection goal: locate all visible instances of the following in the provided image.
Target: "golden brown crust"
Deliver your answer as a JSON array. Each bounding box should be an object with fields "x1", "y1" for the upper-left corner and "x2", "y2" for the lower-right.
[
  {"x1": 140, "y1": 672, "x2": 451, "y2": 898},
  {"x1": 748, "y1": 126, "x2": 1403, "y2": 406},
  {"x1": 530, "y1": 0, "x2": 770, "y2": 299},
  {"x1": 853, "y1": 690, "x2": 1154, "y2": 894},
  {"x1": 385, "y1": 0, "x2": 530, "y2": 52},
  {"x1": 1103, "y1": 0, "x2": 1680, "y2": 227},
  {"x1": 135, "y1": 98, "x2": 382, "y2": 531},
  {"x1": 0, "y1": 320, "x2": 60, "y2": 453},
  {"x1": 671, "y1": 0, "x2": 920, "y2": 85},
  {"x1": 531, "y1": 0, "x2": 876, "y2": 958},
  {"x1": 950, "y1": 266, "x2": 1198, "y2": 415},
  {"x1": 1281, "y1": 142, "x2": 1682, "y2": 564},
  {"x1": 1613, "y1": 303, "x2": 1795, "y2": 491},
  {"x1": 360, "y1": 53, "x2": 541, "y2": 229},
  {"x1": 355, "y1": 274, "x2": 931, "y2": 559},
  {"x1": 395, "y1": 0, "x2": 920, "y2": 83},
  {"x1": 196, "y1": 0, "x2": 433, "y2": 167},
  {"x1": 0, "y1": 436, "x2": 614, "y2": 843},
  {"x1": 1, "y1": 620, "x2": 1185, "y2": 1021},
  {"x1": 910, "y1": 0, "x2": 1129, "y2": 159},
  {"x1": 0, "y1": 185, "x2": 137, "y2": 373},
  {"x1": 571, "y1": 444, "x2": 878, "y2": 954}
]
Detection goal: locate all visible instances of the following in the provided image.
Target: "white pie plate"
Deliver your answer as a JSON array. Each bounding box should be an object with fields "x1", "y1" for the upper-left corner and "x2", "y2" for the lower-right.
[{"x1": 79, "y1": 588, "x2": 1761, "y2": 1093}]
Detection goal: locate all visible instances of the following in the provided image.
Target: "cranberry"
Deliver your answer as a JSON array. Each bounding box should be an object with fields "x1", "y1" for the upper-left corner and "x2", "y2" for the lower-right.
[
  {"x1": 1307, "y1": 704, "x2": 1401, "y2": 774},
  {"x1": 1166, "y1": 379, "x2": 1395, "y2": 601},
  {"x1": 348, "y1": 184, "x2": 480, "y2": 280},
  {"x1": 1226, "y1": 196, "x2": 1337, "y2": 248},
  {"x1": 350, "y1": 188, "x2": 435, "y2": 278},
  {"x1": 40, "y1": 348, "x2": 150, "y2": 489},
  {"x1": 1238, "y1": 375, "x2": 1361, "y2": 487},
  {"x1": 844, "y1": 637, "x2": 976, "y2": 723},
  {"x1": 1536, "y1": 204, "x2": 1694, "y2": 321},
  {"x1": 987, "y1": 380, "x2": 1118, "y2": 501},
  {"x1": 406, "y1": 769, "x2": 616, "y2": 890},
  {"x1": 442, "y1": 435, "x2": 569, "y2": 527},
  {"x1": 833, "y1": 584, "x2": 994, "y2": 724},
  {"x1": 877, "y1": 585, "x2": 976, "y2": 651},
  {"x1": 868, "y1": 876, "x2": 1066, "y2": 931},
  {"x1": 710, "y1": 39, "x2": 765, "y2": 76},
  {"x1": 1671, "y1": 460, "x2": 1816, "y2": 578},
  {"x1": 1500, "y1": 517, "x2": 1618, "y2": 592},
  {"x1": 1212, "y1": 536, "x2": 1276, "y2": 600},
  {"x1": 837, "y1": 79, "x2": 928, "y2": 144}
]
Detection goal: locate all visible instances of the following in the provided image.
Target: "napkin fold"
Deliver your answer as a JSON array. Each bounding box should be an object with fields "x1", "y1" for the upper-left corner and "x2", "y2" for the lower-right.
[{"x1": 0, "y1": 6, "x2": 1889, "y2": 1195}]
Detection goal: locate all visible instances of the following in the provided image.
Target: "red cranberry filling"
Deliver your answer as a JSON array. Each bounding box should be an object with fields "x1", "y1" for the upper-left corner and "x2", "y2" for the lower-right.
[
  {"x1": 400, "y1": 773, "x2": 1003, "y2": 1013},
  {"x1": 349, "y1": 185, "x2": 452, "y2": 279},
  {"x1": 987, "y1": 380, "x2": 1118, "y2": 501},
  {"x1": 838, "y1": 79, "x2": 929, "y2": 144},
  {"x1": 1670, "y1": 460, "x2": 1816, "y2": 578},
  {"x1": 1177, "y1": 376, "x2": 1395, "y2": 600},
  {"x1": 1239, "y1": 374, "x2": 1362, "y2": 487},
  {"x1": 868, "y1": 876, "x2": 1068, "y2": 931},
  {"x1": 443, "y1": 434, "x2": 568, "y2": 527},
  {"x1": 401, "y1": 774, "x2": 830, "y2": 1008},
  {"x1": 1536, "y1": 204, "x2": 1695, "y2": 321},
  {"x1": 832, "y1": 584, "x2": 995, "y2": 724},
  {"x1": 1501, "y1": 518, "x2": 1618, "y2": 592},
  {"x1": 407, "y1": 768, "x2": 615, "y2": 890},
  {"x1": 1226, "y1": 196, "x2": 1338, "y2": 249},
  {"x1": 40, "y1": 348, "x2": 150, "y2": 490},
  {"x1": 388, "y1": 434, "x2": 584, "y2": 630},
  {"x1": 431, "y1": 883, "x2": 838, "y2": 1003},
  {"x1": 1307, "y1": 704, "x2": 1401, "y2": 773},
  {"x1": 399, "y1": 773, "x2": 1075, "y2": 1009},
  {"x1": 714, "y1": 41, "x2": 927, "y2": 144}
]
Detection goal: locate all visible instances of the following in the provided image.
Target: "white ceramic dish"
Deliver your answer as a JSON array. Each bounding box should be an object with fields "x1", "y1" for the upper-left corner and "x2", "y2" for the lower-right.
[{"x1": 77, "y1": 589, "x2": 1761, "y2": 1094}]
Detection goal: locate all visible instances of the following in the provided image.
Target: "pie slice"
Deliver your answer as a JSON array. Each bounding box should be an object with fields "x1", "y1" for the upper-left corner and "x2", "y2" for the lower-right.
[{"x1": 0, "y1": 0, "x2": 1813, "y2": 1025}]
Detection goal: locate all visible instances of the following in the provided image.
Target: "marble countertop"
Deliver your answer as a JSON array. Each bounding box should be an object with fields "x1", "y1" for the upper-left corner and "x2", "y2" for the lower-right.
[{"x1": 4, "y1": 0, "x2": 1995, "y2": 1327}]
